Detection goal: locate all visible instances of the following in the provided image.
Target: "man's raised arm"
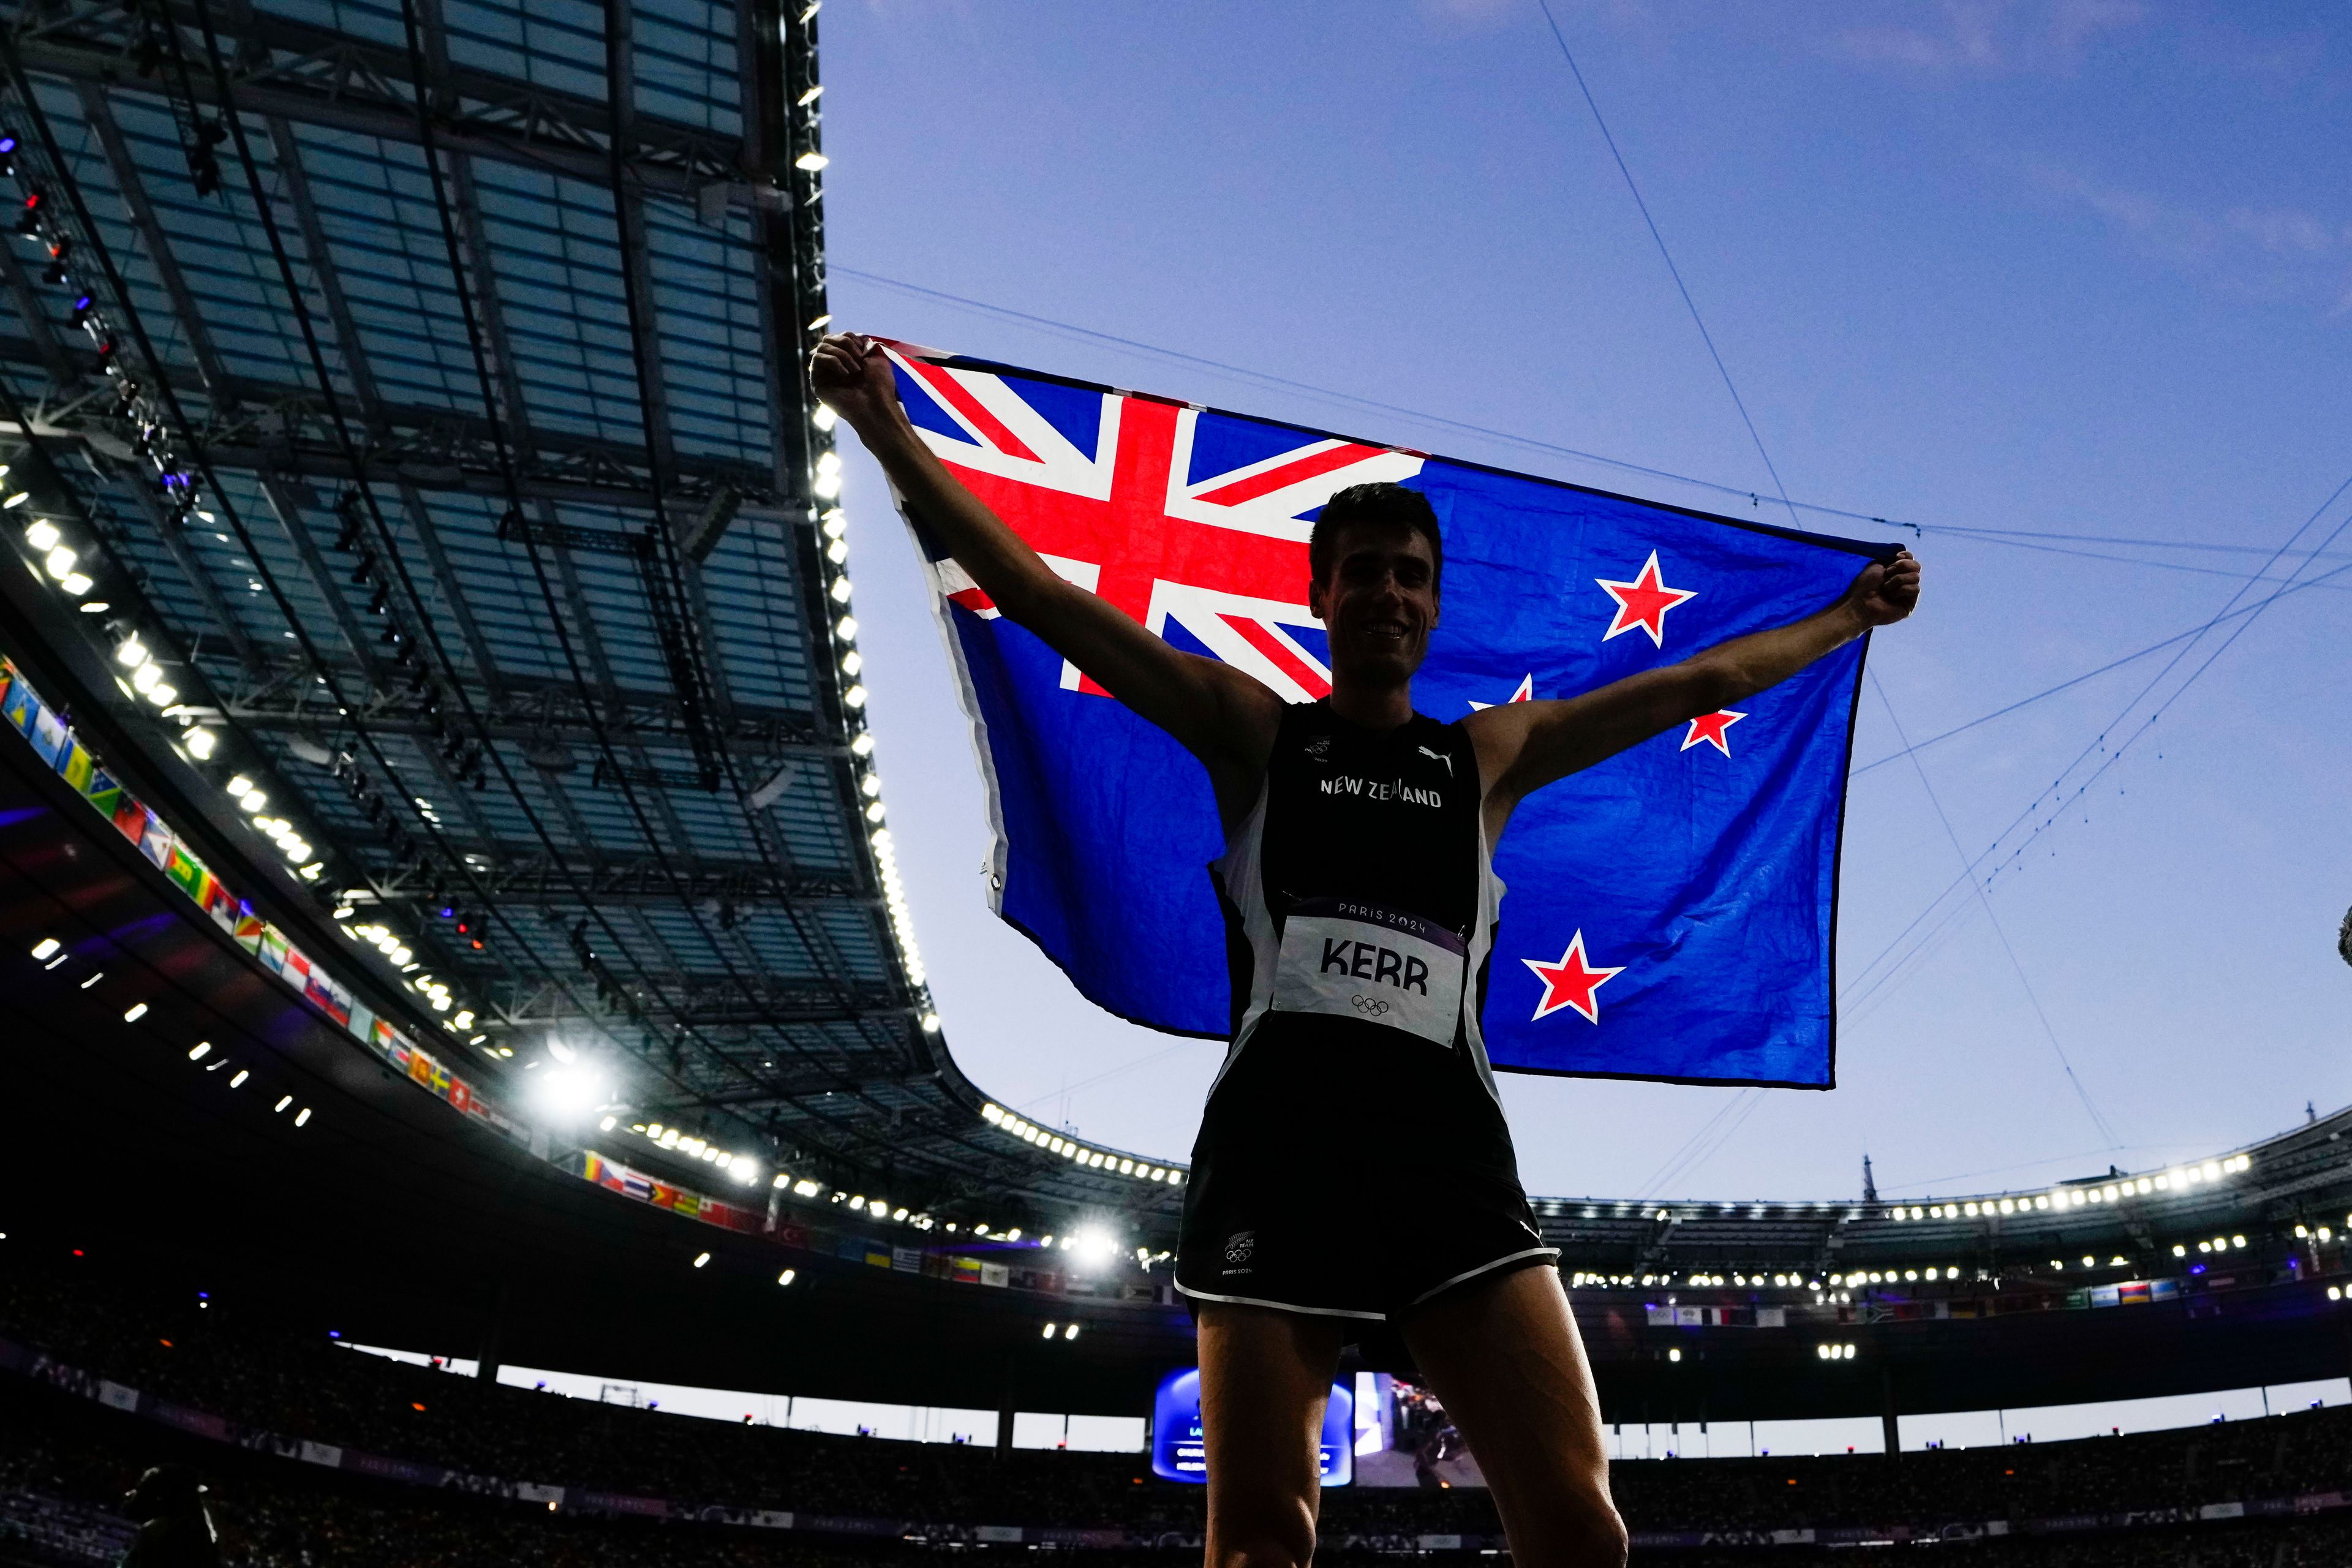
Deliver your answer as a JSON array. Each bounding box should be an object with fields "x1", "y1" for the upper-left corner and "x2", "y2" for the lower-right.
[
  {"x1": 1469, "y1": 551, "x2": 1921, "y2": 835},
  {"x1": 810, "y1": 334, "x2": 1283, "y2": 817}
]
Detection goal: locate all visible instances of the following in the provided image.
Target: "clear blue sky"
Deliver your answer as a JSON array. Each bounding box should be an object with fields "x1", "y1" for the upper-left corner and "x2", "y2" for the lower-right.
[{"x1": 817, "y1": 1, "x2": 2351, "y2": 1205}]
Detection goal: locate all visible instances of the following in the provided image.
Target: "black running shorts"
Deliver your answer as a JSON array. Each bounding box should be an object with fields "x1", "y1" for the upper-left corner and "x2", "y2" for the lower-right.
[{"x1": 1174, "y1": 1018, "x2": 1557, "y2": 1324}]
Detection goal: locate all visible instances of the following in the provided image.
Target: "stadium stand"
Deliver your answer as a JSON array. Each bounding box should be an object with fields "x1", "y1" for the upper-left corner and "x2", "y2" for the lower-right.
[{"x1": 6, "y1": 1254, "x2": 2352, "y2": 1564}]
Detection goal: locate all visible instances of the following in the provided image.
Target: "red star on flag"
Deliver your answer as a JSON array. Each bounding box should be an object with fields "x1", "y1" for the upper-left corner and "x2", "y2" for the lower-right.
[
  {"x1": 1521, "y1": 931, "x2": 1624, "y2": 1023},
  {"x1": 1468, "y1": 673, "x2": 1534, "y2": 712},
  {"x1": 1596, "y1": 551, "x2": 1697, "y2": 647},
  {"x1": 1681, "y1": 709, "x2": 1746, "y2": 756}
]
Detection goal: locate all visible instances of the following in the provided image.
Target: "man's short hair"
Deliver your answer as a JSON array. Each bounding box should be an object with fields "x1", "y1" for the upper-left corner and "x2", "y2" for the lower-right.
[{"x1": 1309, "y1": 482, "x2": 1442, "y2": 594}]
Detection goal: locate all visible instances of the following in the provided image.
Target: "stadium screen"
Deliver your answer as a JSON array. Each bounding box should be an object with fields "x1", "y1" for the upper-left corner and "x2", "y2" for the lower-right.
[{"x1": 1150, "y1": 1368, "x2": 1352, "y2": 1485}]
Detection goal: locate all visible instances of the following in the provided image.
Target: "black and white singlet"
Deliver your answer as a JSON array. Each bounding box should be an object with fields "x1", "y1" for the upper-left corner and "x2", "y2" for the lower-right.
[{"x1": 1174, "y1": 701, "x2": 1557, "y2": 1324}]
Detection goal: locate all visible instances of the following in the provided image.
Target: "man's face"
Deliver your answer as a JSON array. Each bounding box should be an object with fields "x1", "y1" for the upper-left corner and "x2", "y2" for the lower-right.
[{"x1": 1308, "y1": 520, "x2": 1440, "y2": 687}]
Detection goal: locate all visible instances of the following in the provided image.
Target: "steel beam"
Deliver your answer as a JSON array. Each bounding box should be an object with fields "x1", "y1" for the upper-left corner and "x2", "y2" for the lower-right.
[
  {"x1": 13, "y1": 2, "x2": 746, "y2": 197},
  {"x1": 355, "y1": 846, "x2": 872, "y2": 908}
]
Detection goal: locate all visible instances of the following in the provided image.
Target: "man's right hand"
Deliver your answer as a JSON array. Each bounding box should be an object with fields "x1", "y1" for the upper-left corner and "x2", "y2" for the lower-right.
[{"x1": 810, "y1": 333, "x2": 903, "y2": 435}]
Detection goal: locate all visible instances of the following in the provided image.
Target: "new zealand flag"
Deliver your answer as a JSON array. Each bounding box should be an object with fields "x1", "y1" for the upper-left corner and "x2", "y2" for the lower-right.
[{"x1": 883, "y1": 346, "x2": 1892, "y2": 1086}]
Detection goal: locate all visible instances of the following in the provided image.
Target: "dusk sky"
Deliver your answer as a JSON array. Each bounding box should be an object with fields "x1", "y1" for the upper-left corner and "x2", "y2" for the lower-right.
[{"x1": 815, "y1": 1, "x2": 2350, "y2": 1205}]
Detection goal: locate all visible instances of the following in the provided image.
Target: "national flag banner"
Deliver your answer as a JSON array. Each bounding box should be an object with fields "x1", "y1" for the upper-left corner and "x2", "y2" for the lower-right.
[
  {"x1": 884, "y1": 347, "x2": 1894, "y2": 1085},
  {"x1": 163, "y1": 841, "x2": 209, "y2": 902},
  {"x1": 56, "y1": 737, "x2": 95, "y2": 795},
  {"x1": 27, "y1": 700, "x2": 69, "y2": 772},
  {"x1": 136, "y1": 809, "x2": 173, "y2": 870},
  {"x1": 81, "y1": 764, "x2": 124, "y2": 821},
  {"x1": 2, "y1": 671, "x2": 42, "y2": 744}
]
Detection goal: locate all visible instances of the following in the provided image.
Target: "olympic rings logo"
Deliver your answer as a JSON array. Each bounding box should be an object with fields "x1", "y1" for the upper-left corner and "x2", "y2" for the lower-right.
[{"x1": 1351, "y1": 995, "x2": 1392, "y2": 1017}]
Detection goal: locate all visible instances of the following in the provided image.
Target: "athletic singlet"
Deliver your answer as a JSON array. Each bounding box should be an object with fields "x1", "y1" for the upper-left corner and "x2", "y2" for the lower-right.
[{"x1": 1208, "y1": 699, "x2": 1506, "y2": 1102}]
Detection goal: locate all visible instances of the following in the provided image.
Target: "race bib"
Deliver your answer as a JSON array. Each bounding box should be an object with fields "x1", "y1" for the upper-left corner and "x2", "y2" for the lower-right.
[{"x1": 1270, "y1": 897, "x2": 1466, "y2": 1048}]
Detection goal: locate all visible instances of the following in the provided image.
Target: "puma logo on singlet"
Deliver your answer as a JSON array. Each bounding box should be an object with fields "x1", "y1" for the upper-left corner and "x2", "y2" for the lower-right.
[{"x1": 1417, "y1": 745, "x2": 1453, "y2": 777}]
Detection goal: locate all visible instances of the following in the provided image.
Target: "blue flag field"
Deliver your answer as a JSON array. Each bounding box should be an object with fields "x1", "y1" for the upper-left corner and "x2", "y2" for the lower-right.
[{"x1": 882, "y1": 345, "x2": 1895, "y2": 1087}]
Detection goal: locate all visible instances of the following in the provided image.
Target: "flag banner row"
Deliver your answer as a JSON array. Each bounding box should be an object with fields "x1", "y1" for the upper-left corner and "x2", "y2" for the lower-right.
[
  {"x1": 883, "y1": 348, "x2": 1895, "y2": 1085},
  {"x1": 0, "y1": 655, "x2": 514, "y2": 1142}
]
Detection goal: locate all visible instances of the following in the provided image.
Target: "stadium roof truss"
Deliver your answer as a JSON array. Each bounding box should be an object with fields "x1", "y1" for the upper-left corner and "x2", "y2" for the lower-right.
[{"x1": 0, "y1": 0, "x2": 1175, "y2": 1224}]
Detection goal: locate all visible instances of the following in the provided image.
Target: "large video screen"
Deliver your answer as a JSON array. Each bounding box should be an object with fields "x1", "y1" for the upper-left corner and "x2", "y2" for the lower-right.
[
  {"x1": 1350, "y1": 1373, "x2": 1488, "y2": 1488},
  {"x1": 1150, "y1": 1368, "x2": 1352, "y2": 1485}
]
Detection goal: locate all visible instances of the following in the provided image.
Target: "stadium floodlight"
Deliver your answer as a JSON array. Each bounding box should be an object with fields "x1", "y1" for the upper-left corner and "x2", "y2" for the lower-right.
[
  {"x1": 186, "y1": 728, "x2": 217, "y2": 760},
  {"x1": 29, "y1": 938, "x2": 58, "y2": 960},
  {"x1": 115, "y1": 636, "x2": 147, "y2": 668},
  {"x1": 1064, "y1": 1324, "x2": 1079, "y2": 1341},
  {"x1": 122, "y1": 1003, "x2": 148, "y2": 1022},
  {"x1": 1042, "y1": 1323, "x2": 1057, "y2": 1340},
  {"x1": 230, "y1": 1069, "x2": 249, "y2": 1087},
  {"x1": 774, "y1": 1172, "x2": 791, "y2": 1189},
  {"x1": 693, "y1": 1253, "x2": 710, "y2": 1269},
  {"x1": 778, "y1": 1270, "x2": 796, "y2": 1286},
  {"x1": 1005, "y1": 1228, "x2": 1022, "y2": 1242},
  {"x1": 794, "y1": 1179, "x2": 822, "y2": 1197},
  {"x1": 24, "y1": 519, "x2": 59, "y2": 551},
  {"x1": 43, "y1": 545, "x2": 75, "y2": 579},
  {"x1": 274, "y1": 1095, "x2": 293, "y2": 1112},
  {"x1": 60, "y1": 571, "x2": 91, "y2": 597},
  {"x1": 548, "y1": 1040, "x2": 578, "y2": 1065},
  {"x1": 187, "y1": 1042, "x2": 210, "y2": 1061},
  {"x1": 795, "y1": 151, "x2": 829, "y2": 172},
  {"x1": 850, "y1": 731, "x2": 873, "y2": 756},
  {"x1": 294, "y1": 1109, "x2": 311, "y2": 1127},
  {"x1": 598, "y1": 1116, "x2": 617, "y2": 1133}
]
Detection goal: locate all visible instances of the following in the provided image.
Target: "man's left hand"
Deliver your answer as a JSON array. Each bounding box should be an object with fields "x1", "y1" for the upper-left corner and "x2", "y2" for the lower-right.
[{"x1": 1845, "y1": 548, "x2": 1922, "y2": 627}]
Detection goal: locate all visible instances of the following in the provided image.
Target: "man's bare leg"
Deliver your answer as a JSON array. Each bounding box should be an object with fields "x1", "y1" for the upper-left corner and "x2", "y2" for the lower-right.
[
  {"x1": 1398, "y1": 1266, "x2": 1627, "y2": 1568},
  {"x1": 1196, "y1": 1302, "x2": 1348, "y2": 1568}
]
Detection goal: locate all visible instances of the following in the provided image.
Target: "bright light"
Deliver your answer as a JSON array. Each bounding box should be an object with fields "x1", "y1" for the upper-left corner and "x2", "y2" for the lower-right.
[
  {"x1": 123, "y1": 1003, "x2": 148, "y2": 1022},
  {"x1": 294, "y1": 1108, "x2": 311, "y2": 1126},
  {"x1": 598, "y1": 1115, "x2": 617, "y2": 1133},
  {"x1": 1667, "y1": 1348, "x2": 1681, "y2": 1363},
  {"x1": 1042, "y1": 1323, "x2": 1057, "y2": 1339},
  {"x1": 794, "y1": 1179, "x2": 821, "y2": 1197},
  {"x1": 230, "y1": 1069, "x2": 249, "y2": 1087},
  {"x1": 274, "y1": 1095, "x2": 293, "y2": 1112},
  {"x1": 730, "y1": 1156, "x2": 758, "y2": 1183},
  {"x1": 59, "y1": 571, "x2": 91, "y2": 597},
  {"x1": 116, "y1": 638, "x2": 147, "y2": 668},
  {"x1": 186, "y1": 728, "x2": 216, "y2": 759},
  {"x1": 533, "y1": 1066, "x2": 609, "y2": 1120},
  {"x1": 29, "y1": 938, "x2": 58, "y2": 960},
  {"x1": 1063, "y1": 1324, "x2": 1079, "y2": 1341},
  {"x1": 24, "y1": 520, "x2": 59, "y2": 551},
  {"x1": 843, "y1": 684, "x2": 867, "y2": 708},
  {"x1": 187, "y1": 1042, "x2": 210, "y2": 1060},
  {"x1": 130, "y1": 663, "x2": 160, "y2": 693},
  {"x1": 778, "y1": 1269, "x2": 796, "y2": 1286},
  {"x1": 548, "y1": 1039, "x2": 578, "y2": 1064},
  {"x1": 43, "y1": 545, "x2": 75, "y2": 579},
  {"x1": 795, "y1": 151, "x2": 829, "y2": 172},
  {"x1": 693, "y1": 1253, "x2": 710, "y2": 1269}
]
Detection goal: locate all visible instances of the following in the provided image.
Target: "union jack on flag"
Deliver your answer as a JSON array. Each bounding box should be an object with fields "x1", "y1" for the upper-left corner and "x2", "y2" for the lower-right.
[{"x1": 884, "y1": 349, "x2": 1893, "y2": 1087}]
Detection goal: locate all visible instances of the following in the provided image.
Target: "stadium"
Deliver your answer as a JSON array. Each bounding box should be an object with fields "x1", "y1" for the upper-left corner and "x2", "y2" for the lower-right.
[{"x1": 0, "y1": 1, "x2": 2345, "y2": 1564}]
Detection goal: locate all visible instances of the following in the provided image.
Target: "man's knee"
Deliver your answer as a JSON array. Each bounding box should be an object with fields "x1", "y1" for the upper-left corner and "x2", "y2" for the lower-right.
[
  {"x1": 1512, "y1": 1486, "x2": 1627, "y2": 1568},
  {"x1": 1209, "y1": 1521, "x2": 1317, "y2": 1568}
]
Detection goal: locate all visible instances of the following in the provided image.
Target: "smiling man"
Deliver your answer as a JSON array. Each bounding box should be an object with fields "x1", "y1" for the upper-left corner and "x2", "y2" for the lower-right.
[{"x1": 812, "y1": 332, "x2": 1919, "y2": 1568}]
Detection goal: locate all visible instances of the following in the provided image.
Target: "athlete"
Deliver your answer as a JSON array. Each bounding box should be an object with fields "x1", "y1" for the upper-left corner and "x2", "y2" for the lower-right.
[{"x1": 812, "y1": 333, "x2": 1921, "y2": 1568}]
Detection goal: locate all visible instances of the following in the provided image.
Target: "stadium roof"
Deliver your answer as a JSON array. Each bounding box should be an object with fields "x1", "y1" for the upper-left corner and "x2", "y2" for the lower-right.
[{"x1": 0, "y1": 0, "x2": 1182, "y2": 1229}]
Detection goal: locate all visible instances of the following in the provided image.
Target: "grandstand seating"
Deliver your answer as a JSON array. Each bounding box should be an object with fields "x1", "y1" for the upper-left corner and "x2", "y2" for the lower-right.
[{"x1": 5, "y1": 1255, "x2": 2351, "y2": 1564}]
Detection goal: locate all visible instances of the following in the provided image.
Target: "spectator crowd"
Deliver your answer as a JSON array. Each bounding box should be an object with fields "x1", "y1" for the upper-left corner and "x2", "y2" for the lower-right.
[{"x1": 3, "y1": 1254, "x2": 2350, "y2": 1565}]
